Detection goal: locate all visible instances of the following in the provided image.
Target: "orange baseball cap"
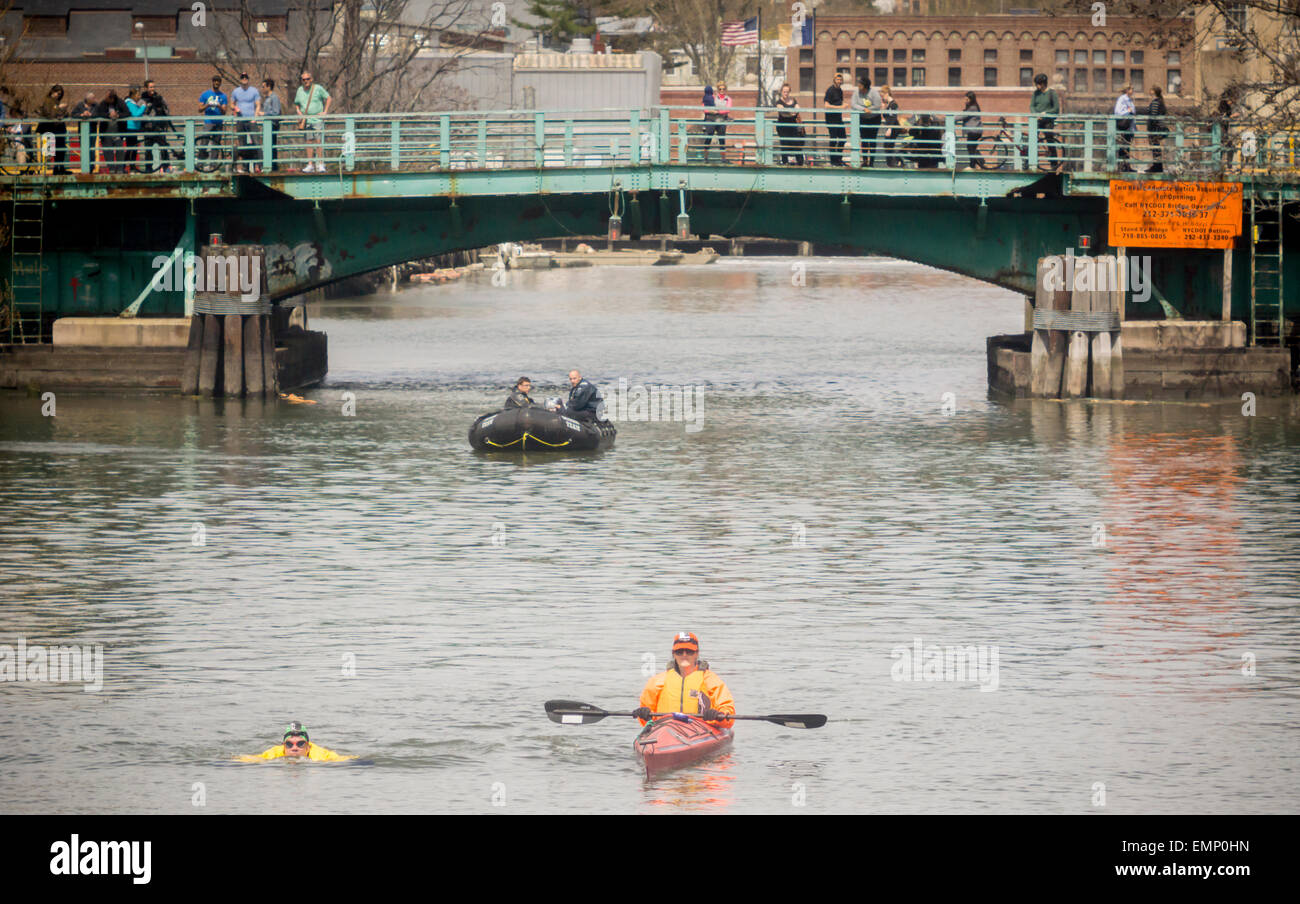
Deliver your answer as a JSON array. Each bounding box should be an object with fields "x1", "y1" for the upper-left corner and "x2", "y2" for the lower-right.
[{"x1": 671, "y1": 632, "x2": 699, "y2": 652}]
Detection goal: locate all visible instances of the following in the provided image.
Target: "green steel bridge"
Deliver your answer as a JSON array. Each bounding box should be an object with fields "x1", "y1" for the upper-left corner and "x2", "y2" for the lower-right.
[{"x1": 2, "y1": 106, "x2": 1296, "y2": 345}]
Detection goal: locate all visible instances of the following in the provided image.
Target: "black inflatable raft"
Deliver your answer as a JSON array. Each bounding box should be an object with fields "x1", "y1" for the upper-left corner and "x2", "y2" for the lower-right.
[{"x1": 468, "y1": 406, "x2": 616, "y2": 452}]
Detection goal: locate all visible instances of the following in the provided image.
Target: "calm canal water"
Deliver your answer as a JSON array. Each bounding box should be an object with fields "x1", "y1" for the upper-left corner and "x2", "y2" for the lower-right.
[{"x1": 1, "y1": 257, "x2": 1298, "y2": 814}]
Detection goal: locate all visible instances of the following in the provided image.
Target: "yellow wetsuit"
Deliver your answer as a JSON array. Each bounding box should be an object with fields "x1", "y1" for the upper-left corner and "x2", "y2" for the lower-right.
[{"x1": 237, "y1": 742, "x2": 356, "y2": 763}]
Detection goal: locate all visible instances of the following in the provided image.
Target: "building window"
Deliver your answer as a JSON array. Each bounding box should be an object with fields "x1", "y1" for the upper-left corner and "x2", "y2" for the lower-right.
[
  {"x1": 1020, "y1": 49, "x2": 1033, "y2": 62},
  {"x1": 984, "y1": 48, "x2": 997, "y2": 62},
  {"x1": 1167, "y1": 69, "x2": 1182, "y2": 93},
  {"x1": 1130, "y1": 51, "x2": 1143, "y2": 64},
  {"x1": 984, "y1": 67, "x2": 998, "y2": 86},
  {"x1": 856, "y1": 48, "x2": 870, "y2": 62},
  {"x1": 1092, "y1": 50, "x2": 1105, "y2": 64},
  {"x1": 746, "y1": 56, "x2": 760, "y2": 76},
  {"x1": 894, "y1": 66, "x2": 907, "y2": 86},
  {"x1": 837, "y1": 48, "x2": 850, "y2": 62},
  {"x1": 1130, "y1": 69, "x2": 1144, "y2": 92},
  {"x1": 773, "y1": 56, "x2": 786, "y2": 74},
  {"x1": 837, "y1": 67, "x2": 851, "y2": 80},
  {"x1": 1055, "y1": 49, "x2": 1068, "y2": 64},
  {"x1": 949, "y1": 48, "x2": 961, "y2": 62},
  {"x1": 948, "y1": 67, "x2": 962, "y2": 86},
  {"x1": 856, "y1": 67, "x2": 871, "y2": 84},
  {"x1": 1112, "y1": 50, "x2": 1125, "y2": 64},
  {"x1": 912, "y1": 67, "x2": 926, "y2": 86},
  {"x1": 1094, "y1": 68, "x2": 1106, "y2": 90},
  {"x1": 875, "y1": 48, "x2": 887, "y2": 61},
  {"x1": 1074, "y1": 49, "x2": 1088, "y2": 64},
  {"x1": 1225, "y1": 2, "x2": 1247, "y2": 31},
  {"x1": 1167, "y1": 51, "x2": 1181, "y2": 64},
  {"x1": 799, "y1": 49, "x2": 813, "y2": 63},
  {"x1": 912, "y1": 48, "x2": 925, "y2": 61},
  {"x1": 1019, "y1": 68, "x2": 1034, "y2": 87},
  {"x1": 24, "y1": 15, "x2": 68, "y2": 35},
  {"x1": 799, "y1": 67, "x2": 815, "y2": 92},
  {"x1": 875, "y1": 67, "x2": 889, "y2": 86},
  {"x1": 893, "y1": 48, "x2": 906, "y2": 61},
  {"x1": 245, "y1": 14, "x2": 285, "y2": 36},
  {"x1": 1112, "y1": 68, "x2": 1125, "y2": 91},
  {"x1": 1055, "y1": 67, "x2": 1068, "y2": 86},
  {"x1": 1074, "y1": 69, "x2": 1088, "y2": 92}
]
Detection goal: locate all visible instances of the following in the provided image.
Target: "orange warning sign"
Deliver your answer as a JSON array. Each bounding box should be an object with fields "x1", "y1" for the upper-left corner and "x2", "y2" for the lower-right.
[{"x1": 1108, "y1": 181, "x2": 1243, "y2": 249}]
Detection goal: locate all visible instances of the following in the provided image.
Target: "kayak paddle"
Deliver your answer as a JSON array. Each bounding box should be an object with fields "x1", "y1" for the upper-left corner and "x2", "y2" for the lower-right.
[{"x1": 544, "y1": 699, "x2": 826, "y2": 729}]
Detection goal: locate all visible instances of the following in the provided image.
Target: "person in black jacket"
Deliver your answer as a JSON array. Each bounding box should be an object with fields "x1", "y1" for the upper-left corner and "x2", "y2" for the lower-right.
[
  {"x1": 93, "y1": 90, "x2": 129, "y2": 173},
  {"x1": 1145, "y1": 85, "x2": 1168, "y2": 173},
  {"x1": 557, "y1": 370, "x2": 604, "y2": 422},
  {"x1": 37, "y1": 85, "x2": 68, "y2": 174},
  {"x1": 140, "y1": 80, "x2": 175, "y2": 172},
  {"x1": 503, "y1": 376, "x2": 540, "y2": 409}
]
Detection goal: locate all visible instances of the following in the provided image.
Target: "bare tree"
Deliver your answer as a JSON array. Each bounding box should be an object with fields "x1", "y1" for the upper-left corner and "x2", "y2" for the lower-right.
[
  {"x1": 204, "y1": 0, "x2": 508, "y2": 113},
  {"x1": 608, "y1": 0, "x2": 762, "y2": 85}
]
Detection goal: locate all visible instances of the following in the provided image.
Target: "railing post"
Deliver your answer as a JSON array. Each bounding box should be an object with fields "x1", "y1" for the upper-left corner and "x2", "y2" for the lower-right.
[
  {"x1": 658, "y1": 108, "x2": 670, "y2": 164},
  {"x1": 343, "y1": 116, "x2": 356, "y2": 171},
  {"x1": 944, "y1": 113, "x2": 957, "y2": 169},
  {"x1": 184, "y1": 119, "x2": 195, "y2": 173},
  {"x1": 564, "y1": 119, "x2": 574, "y2": 166},
  {"x1": 262, "y1": 118, "x2": 273, "y2": 172},
  {"x1": 1083, "y1": 118, "x2": 1094, "y2": 173},
  {"x1": 630, "y1": 110, "x2": 641, "y2": 165},
  {"x1": 79, "y1": 120, "x2": 91, "y2": 173},
  {"x1": 1174, "y1": 122, "x2": 1185, "y2": 171},
  {"x1": 439, "y1": 114, "x2": 450, "y2": 169},
  {"x1": 1211, "y1": 121, "x2": 1222, "y2": 169},
  {"x1": 476, "y1": 119, "x2": 487, "y2": 167},
  {"x1": 1028, "y1": 116, "x2": 1039, "y2": 170},
  {"x1": 849, "y1": 111, "x2": 861, "y2": 167},
  {"x1": 390, "y1": 119, "x2": 400, "y2": 171},
  {"x1": 1105, "y1": 117, "x2": 1117, "y2": 171},
  {"x1": 755, "y1": 111, "x2": 769, "y2": 166},
  {"x1": 534, "y1": 112, "x2": 545, "y2": 167},
  {"x1": 677, "y1": 120, "x2": 687, "y2": 164}
]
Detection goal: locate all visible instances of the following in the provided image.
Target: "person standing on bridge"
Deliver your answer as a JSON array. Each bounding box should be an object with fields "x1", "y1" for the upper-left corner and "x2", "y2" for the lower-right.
[
  {"x1": 961, "y1": 92, "x2": 985, "y2": 170},
  {"x1": 1145, "y1": 86, "x2": 1167, "y2": 174},
  {"x1": 1029, "y1": 74, "x2": 1062, "y2": 171},
  {"x1": 198, "y1": 75, "x2": 228, "y2": 167},
  {"x1": 140, "y1": 80, "x2": 175, "y2": 173},
  {"x1": 259, "y1": 79, "x2": 283, "y2": 172},
  {"x1": 774, "y1": 82, "x2": 803, "y2": 166},
  {"x1": 851, "y1": 75, "x2": 882, "y2": 167},
  {"x1": 231, "y1": 72, "x2": 262, "y2": 174},
  {"x1": 879, "y1": 85, "x2": 900, "y2": 167},
  {"x1": 1114, "y1": 83, "x2": 1136, "y2": 173},
  {"x1": 295, "y1": 71, "x2": 331, "y2": 173},
  {"x1": 823, "y1": 73, "x2": 848, "y2": 167}
]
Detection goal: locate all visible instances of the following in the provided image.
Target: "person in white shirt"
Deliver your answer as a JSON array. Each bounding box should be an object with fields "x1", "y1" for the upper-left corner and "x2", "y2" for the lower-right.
[{"x1": 1114, "y1": 84, "x2": 1136, "y2": 172}]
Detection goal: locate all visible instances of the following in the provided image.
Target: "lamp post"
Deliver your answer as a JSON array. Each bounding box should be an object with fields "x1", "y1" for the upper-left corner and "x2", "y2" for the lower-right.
[{"x1": 134, "y1": 21, "x2": 149, "y2": 82}]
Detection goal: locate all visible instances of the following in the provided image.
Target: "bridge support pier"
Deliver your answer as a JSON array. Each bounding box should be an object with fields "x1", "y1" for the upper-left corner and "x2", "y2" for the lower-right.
[{"x1": 186, "y1": 312, "x2": 279, "y2": 398}]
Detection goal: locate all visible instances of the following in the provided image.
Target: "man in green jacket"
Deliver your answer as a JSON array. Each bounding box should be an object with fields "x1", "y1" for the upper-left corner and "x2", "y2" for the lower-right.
[{"x1": 1030, "y1": 74, "x2": 1062, "y2": 170}]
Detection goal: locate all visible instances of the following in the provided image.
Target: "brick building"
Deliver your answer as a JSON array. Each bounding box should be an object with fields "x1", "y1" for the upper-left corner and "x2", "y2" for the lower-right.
[{"x1": 788, "y1": 13, "x2": 1196, "y2": 116}]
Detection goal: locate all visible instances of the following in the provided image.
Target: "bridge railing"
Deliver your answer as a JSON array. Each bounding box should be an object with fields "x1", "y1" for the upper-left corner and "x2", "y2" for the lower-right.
[{"x1": 2, "y1": 107, "x2": 1290, "y2": 179}]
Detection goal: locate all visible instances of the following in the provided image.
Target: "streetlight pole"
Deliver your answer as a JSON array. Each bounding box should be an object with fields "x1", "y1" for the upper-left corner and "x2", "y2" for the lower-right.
[{"x1": 134, "y1": 21, "x2": 149, "y2": 82}]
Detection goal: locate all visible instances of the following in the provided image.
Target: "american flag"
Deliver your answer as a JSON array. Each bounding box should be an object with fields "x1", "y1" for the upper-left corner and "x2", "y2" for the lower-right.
[{"x1": 721, "y1": 17, "x2": 758, "y2": 46}]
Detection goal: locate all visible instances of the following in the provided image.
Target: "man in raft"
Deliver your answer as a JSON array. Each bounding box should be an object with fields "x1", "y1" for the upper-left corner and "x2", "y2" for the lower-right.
[
  {"x1": 237, "y1": 721, "x2": 356, "y2": 762},
  {"x1": 633, "y1": 632, "x2": 736, "y2": 725},
  {"x1": 503, "y1": 376, "x2": 539, "y2": 409},
  {"x1": 554, "y1": 369, "x2": 605, "y2": 422}
]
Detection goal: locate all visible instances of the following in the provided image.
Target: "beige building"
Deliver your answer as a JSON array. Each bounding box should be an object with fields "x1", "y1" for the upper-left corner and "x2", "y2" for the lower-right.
[{"x1": 789, "y1": 13, "x2": 1196, "y2": 114}]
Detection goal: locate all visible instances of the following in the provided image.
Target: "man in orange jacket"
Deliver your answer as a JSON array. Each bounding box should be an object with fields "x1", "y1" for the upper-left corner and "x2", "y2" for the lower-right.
[{"x1": 634, "y1": 632, "x2": 735, "y2": 726}]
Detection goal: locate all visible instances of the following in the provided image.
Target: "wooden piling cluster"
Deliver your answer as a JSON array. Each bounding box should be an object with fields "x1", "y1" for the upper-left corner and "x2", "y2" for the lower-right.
[
  {"x1": 180, "y1": 244, "x2": 278, "y2": 397},
  {"x1": 1029, "y1": 255, "x2": 1125, "y2": 399},
  {"x1": 181, "y1": 313, "x2": 278, "y2": 397}
]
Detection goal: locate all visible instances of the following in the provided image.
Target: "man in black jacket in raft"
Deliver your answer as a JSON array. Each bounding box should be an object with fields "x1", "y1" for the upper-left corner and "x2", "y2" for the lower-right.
[
  {"x1": 554, "y1": 369, "x2": 605, "y2": 422},
  {"x1": 504, "y1": 376, "x2": 539, "y2": 409}
]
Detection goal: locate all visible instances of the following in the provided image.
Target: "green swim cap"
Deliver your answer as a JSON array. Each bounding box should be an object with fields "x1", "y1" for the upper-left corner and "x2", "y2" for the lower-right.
[{"x1": 283, "y1": 721, "x2": 309, "y2": 742}]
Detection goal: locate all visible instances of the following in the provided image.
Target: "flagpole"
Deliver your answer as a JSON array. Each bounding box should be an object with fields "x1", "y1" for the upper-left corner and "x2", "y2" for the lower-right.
[{"x1": 757, "y1": 8, "x2": 764, "y2": 107}]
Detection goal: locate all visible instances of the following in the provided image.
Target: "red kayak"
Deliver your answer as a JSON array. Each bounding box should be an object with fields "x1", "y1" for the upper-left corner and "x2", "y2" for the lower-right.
[{"x1": 633, "y1": 714, "x2": 734, "y2": 777}]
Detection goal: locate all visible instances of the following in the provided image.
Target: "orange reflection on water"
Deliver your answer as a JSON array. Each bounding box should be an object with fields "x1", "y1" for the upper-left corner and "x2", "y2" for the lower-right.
[
  {"x1": 642, "y1": 754, "x2": 737, "y2": 811},
  {"x1": 1099, "y1": 430, "x2": 1248, "y2": 685}
]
